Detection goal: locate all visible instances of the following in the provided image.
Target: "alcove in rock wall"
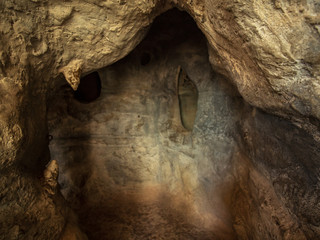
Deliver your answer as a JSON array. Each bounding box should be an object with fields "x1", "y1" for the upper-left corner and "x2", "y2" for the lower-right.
[
  {"x1": 48, "y1": 9, "x2": 239, "y2": 239},
  {"x1": 46, "y1": 9, "x2": 320, "y2": 240}
]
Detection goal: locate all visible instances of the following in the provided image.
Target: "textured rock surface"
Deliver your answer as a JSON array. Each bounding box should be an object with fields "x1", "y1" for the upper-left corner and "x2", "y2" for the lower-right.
[
  {"x1": 0, "y1": 1, "x2": 167, "y2": 239},
  {"x1": 236, "y1": 107, "x2": 320, "y2": 239},
  {"x1": 48, "y1": 11, "x2": 236, "y2": 239},
  {"x1": 0, "y1": 0, "x2": 319, "y2": 239}
]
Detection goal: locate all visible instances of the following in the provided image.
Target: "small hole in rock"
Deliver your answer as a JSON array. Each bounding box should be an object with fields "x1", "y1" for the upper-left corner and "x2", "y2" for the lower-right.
[
  {"x1": 74, "y1": 71, "x2": 101, "y2": 103},
  {"x1": 140, "y1": 52, "x2": 151, "y2": 66}
]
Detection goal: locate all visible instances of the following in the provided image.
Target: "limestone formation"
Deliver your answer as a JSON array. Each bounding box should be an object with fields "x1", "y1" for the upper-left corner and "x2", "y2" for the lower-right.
[
  {"x1": 0, "y1": 1, "x2": 319, "y2": 240},
  {"x1": 43, "y1": 159, "x2": 59, "y2": 195}
]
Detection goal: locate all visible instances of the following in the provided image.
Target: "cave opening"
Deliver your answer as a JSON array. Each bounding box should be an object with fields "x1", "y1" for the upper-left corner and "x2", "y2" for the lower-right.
[
  {"x1": 47, "y1": 8, "x2": 241, "y2": 240},
  {"x1": 74, "y1": 71, "x2": 101, "y2": 103}
]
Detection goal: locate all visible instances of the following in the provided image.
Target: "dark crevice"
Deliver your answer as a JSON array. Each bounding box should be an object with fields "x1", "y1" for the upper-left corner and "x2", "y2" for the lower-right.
[{"x1": 74, "y1": 71, "x2": 101, "y2": 103}]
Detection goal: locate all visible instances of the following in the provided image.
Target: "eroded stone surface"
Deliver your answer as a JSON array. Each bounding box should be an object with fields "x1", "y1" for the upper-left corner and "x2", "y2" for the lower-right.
[
  {"x1": 0, "y1": 1, "x2": 320, "y2": 239},
  {"x1": 48, "y1": 11, "x2": 237, "y2": 239},
  {"x1": 47, "y1": 9, "x2": 320, "y2": 239}
]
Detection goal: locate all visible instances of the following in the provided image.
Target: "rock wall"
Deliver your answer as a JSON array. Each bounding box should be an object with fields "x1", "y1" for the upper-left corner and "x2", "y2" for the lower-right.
[
  {"x1": 0, "y1": 0, "x2": 319, "y2": 240},
  {"x1": 236, "y1": 106, "x2": 320, "y2": 239},
  {"x1": 48, "y1": 10, "x2": 238, "y2": 239}
]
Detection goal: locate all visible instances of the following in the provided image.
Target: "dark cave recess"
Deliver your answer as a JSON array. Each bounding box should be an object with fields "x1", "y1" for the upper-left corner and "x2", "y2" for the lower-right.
[{"x1": 74, "y1": 71, "x2": 101, "y2": 103}]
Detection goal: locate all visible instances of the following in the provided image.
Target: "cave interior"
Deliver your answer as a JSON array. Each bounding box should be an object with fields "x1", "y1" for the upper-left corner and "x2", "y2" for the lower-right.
[{"x1": 1, "y1": 5, "x2": 320, "y2": 240}]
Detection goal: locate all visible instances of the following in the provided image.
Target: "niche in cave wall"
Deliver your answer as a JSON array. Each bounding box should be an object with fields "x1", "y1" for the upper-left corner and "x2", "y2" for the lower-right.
[
  {"x1": 46, "y1": 8, "x2": 239, "y2": 239},
  {"x1": 46, "y1": 5, "x2": 320, "y2": 239},
  {"x1": 177, "y1": 67, "x2": 198, "y2": 131},
  {"x1": 75, "y1": 71, "x2": 101, "y2": 103}
]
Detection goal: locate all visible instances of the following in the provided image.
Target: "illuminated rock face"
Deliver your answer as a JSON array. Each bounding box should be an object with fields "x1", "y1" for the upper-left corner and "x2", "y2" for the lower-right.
[
  {"x1": 48, "y1": 11, "x2": 237, "y2": 239},
  {"x1": 0, "y1": 1, "x2": 320, "y2": 240}
]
